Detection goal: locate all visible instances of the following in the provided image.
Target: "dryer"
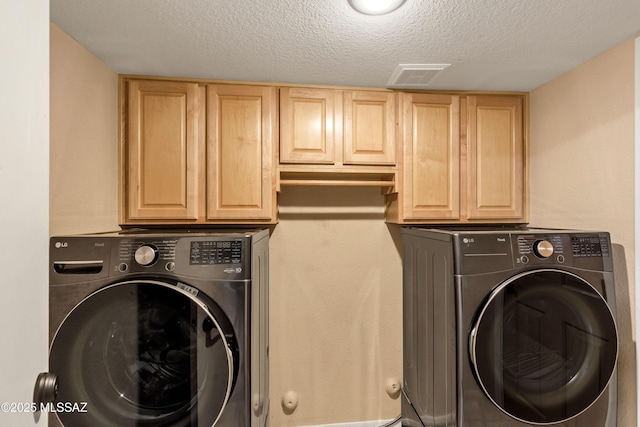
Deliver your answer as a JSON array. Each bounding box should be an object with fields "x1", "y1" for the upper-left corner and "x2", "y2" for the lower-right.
[
  {"x1": 34, "y1": 229, "x2": 269, "y2": 427},
  {"x1": 401, "y1": 227, "x2": 618, "y2": 427}
]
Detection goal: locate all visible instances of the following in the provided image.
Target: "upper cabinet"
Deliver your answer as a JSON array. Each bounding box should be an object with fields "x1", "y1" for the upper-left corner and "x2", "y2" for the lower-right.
[
  {"x1": 121, "y1": 78, "x2": 277, "y2": 225},
  {"x1": 121, "y1": 76, "x2": 527, "y2": 226},
  {"x1": 386, "y1": 92, "x2": 527, "y2": 224},
  {"x1": 124, "y1": 79, "x2": 201, "y2": 221},
  {"x1": 278, "y1": 87, "x2": 399, "y2": 190},
  {"x1": 466, "y1": 95, "x2": 525, "y2": 220},
  {"x1": 279, "y1": 87, "x2": 398, "y2": 166},
  {"x1": 279, "y1": 87, "x2": 337, "y2": 164},
  {"x1": 206, "y1": 84, "x2": 276, "y2": 221},
  {"x1": 343, "y1": 90, "x2": 397, "y2": 165},
  {"x1": 399, "y1": 93, "x2": 461, "y2": 220}
]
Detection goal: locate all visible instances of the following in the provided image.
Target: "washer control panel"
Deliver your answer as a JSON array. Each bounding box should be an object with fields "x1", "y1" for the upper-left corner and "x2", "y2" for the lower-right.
[
  {"x1": 515, "y1": 232, "x2": 610, "y2": 268},
  {"x1": 50, "y1": 231, "x2": 259, "y2": 282},
  {"x1": 451, "y1": 229, "x2": 612, "y2": 274},
  {"x1": 115, "y1": 237, "x2": 246, "y2": 273}
]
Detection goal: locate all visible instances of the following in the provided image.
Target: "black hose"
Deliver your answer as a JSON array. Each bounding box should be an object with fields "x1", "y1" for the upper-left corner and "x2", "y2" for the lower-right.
[{"x1": 378, "y1": 415, "x2": 401, "y2": 427}]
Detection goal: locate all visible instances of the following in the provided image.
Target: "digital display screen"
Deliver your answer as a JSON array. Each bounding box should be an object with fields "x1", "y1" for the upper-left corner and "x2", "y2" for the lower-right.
[
  {"x1": 189, "y1": 240, "x2": 242, "y2": 265},
  {"x1": 571, "y1": 236, "x2": 609, "y2": 257}
]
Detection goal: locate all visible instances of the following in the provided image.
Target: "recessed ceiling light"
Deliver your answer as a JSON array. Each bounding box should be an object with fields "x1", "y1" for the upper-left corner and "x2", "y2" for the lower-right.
[{"x1": 349, "y1": 0, "x2": 406, "y2": 15}]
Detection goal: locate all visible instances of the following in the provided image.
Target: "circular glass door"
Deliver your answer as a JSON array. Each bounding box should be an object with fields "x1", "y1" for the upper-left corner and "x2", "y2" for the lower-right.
[
  {"x1": 49, "y1": 280, "x2": 236, "y2": 427},
  {"x1": 469, "y1": 269, "x2": 617, "y2": 425}
]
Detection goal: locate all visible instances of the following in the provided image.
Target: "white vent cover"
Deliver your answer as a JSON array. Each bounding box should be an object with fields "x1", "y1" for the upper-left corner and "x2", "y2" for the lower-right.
[{"x1": 387, "y1": 64, "x2": 451, "y2": 88}]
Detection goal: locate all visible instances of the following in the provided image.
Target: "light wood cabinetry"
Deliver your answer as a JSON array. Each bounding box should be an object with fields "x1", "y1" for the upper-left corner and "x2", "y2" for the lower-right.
[
  {"x1": 278, "y1": 87, "x2": 398, "y2": 189},
  {"x1": 279, "y1": 87, "x2": 397, "y2": 166},
  {"x1": 121, "y1": 79, "x2": 277, "y2": 224},
  {"x1": 206, "y1": 84, "x2": 276, "y2": 221},
  {"x1": 343, "y1": 90, "x2": 397, "y2": 165},
  {"x1": 466, "y1": 95, "x2": 524, "y2": 220},
  {"x1": 121, "y1": 77, "x2": 527, "y2": 225},
  {"x1": 279, "y1": 87, "x2": 337, "y2": 164},
  {"x1": 125, "y1": 79, "x2": 201, "y2": 221},
  {"x1": 386, "y1": 93, "x2": 527, "y2": 223},
  {"x1": 401, "y1": 93, "x2": 460, "y2": 220}
]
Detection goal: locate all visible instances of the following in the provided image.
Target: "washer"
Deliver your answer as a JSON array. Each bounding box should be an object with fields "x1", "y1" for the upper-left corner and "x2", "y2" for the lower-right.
[
  {"x1": 401, "y1": 227, "x2": 618, "y2": 427},
  {"x1": 34, "y1": 229, "x2": 269, "y2": 427}
]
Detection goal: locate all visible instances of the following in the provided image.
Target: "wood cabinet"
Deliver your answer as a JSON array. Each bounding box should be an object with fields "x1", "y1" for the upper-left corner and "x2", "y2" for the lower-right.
[
  {"x1": 386, "y1": 93, "x2": 527, "y2": 223},
  {"x1": 400, "y1": 93, "x2": 460, "y2": 220},
  {"x1": 122, "y1": 77, "x2": 527, "y2": 225},
  {"x1": 279, "y1": 87, "x2": 336, "y2": 164},
  {"x1": 125, "y1": 79, "x2": 201, "y2": 221},
  {"x1": 343, "y1": 90, "x2": 397, "y2": 165},
  {"x1": 279, "y1": 87, "x2": 397, "y2": 167},
  {"x1": 466, "y1": 95, "x2": 525, "y2": 220},
  {"x1": 206, "y1": 84, "x2": 276, "y2": 221},
  {"x1": 121, "y1": 79, "x2": 277, "y2": 224}
]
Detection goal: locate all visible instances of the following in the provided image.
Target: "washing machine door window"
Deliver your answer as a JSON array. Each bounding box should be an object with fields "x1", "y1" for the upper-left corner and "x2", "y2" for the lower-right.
[
  {"x1": 49, "y1": 280, "x2": 236, "y2": 427},
  {"x1": 469, "y1": 269, "x2": 617, "y2": 425}
]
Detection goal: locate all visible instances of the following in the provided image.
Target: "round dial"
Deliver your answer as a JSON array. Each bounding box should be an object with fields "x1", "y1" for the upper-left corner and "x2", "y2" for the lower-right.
[
  {"x1": 134, "y1": 244, "x2": 158, "y2": 266},
  {"x1": 533, "y1": 240, "x2": 554, "y2": 258}
]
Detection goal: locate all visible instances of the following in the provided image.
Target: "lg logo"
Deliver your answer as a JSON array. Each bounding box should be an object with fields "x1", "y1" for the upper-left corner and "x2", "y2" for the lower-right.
[{"x1": 54, "y1": 241, "x2": 68, "y2": 249}]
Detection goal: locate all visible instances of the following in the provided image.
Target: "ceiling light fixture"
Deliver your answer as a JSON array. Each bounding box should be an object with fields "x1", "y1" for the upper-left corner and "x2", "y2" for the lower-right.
[{"x1": 349, "y1": 0, "x2": 406, "y2": 15}]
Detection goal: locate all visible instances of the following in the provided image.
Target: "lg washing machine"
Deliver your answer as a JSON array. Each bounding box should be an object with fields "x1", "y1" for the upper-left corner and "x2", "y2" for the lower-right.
[
  {"x1": 401, "y1": 227, "x2": 618, "y2": 427},
  {"x1": 34, "y1": 229, "x2": 269, "y2": 427}
]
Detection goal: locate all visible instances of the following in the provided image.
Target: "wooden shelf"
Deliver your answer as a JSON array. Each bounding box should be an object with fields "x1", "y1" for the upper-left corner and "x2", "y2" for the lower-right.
[{"x1": 277, "y1": 167, "x2": 397, "y2": 194}]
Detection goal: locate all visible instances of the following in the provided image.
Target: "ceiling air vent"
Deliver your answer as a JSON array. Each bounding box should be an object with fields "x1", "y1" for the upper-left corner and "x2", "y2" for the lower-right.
[{"x1": 387, "y1": 64, "x2": 450, "y2": 88}]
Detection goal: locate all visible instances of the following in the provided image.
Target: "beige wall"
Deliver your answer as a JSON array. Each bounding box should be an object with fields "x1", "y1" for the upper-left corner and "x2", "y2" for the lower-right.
[
  {"x1": 50, "y1": 23, "x2": 119, "y2": 235},
  {"x1": 529, "y1": 37, "x2": 637, "y2": 426},
  {"x1": 270, "y1": 187, "x2": 403, "y2": 426}
]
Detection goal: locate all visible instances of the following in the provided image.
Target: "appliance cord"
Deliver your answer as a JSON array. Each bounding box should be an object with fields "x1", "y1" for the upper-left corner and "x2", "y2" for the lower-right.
[{"x1": 378, "y1": 415, "x2": 401, "y2": 427}]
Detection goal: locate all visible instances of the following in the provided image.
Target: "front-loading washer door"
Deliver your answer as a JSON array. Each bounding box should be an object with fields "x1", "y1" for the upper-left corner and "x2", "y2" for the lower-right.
[
  {"x1": 469, "y1": 269, "x2": 617, "y2": 425},
  {"x1": 49, "y1": 280, "x2": 236, "y2": 427}
]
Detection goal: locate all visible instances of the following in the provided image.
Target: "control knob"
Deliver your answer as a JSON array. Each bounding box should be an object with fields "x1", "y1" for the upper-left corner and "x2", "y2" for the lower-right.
[
  {"x1": 533, "y1": 240, "x2": 554, "y2": 259},
  {"x1": 135, "y1": 244, "x2": 158, "y2": 266}
]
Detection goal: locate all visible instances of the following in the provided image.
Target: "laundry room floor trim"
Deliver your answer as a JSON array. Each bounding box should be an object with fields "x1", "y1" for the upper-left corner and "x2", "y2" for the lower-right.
[{"x1": 300, "y1": 419, "x2": 400, "y2": 427}]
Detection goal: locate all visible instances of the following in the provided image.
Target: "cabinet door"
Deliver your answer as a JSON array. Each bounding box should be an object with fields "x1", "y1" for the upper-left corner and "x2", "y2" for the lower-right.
[
  {"x1": 466, "y1": 95, "x2": 524, "y2": 220},
  {"x1": 126, "y1": 80, "x2": 200, "y2": 220},
  {"x1": 344, "y1": 91, "x2": 397, "y2": 165},
  {"x1": 402, "y1": 93, "x2": 460, "y2": 219},
  {"x1": 279, "y1": 87, "x2": 337, "y2": 164},
  {"x1": 206, "y1": 85, "x2": 276, "y2": 220}
]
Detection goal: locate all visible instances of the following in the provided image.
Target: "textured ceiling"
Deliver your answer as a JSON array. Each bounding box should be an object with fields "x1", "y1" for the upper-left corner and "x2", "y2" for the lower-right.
[{"x1": 51, "y1": 0, "x2": 640, "y2": 91}]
